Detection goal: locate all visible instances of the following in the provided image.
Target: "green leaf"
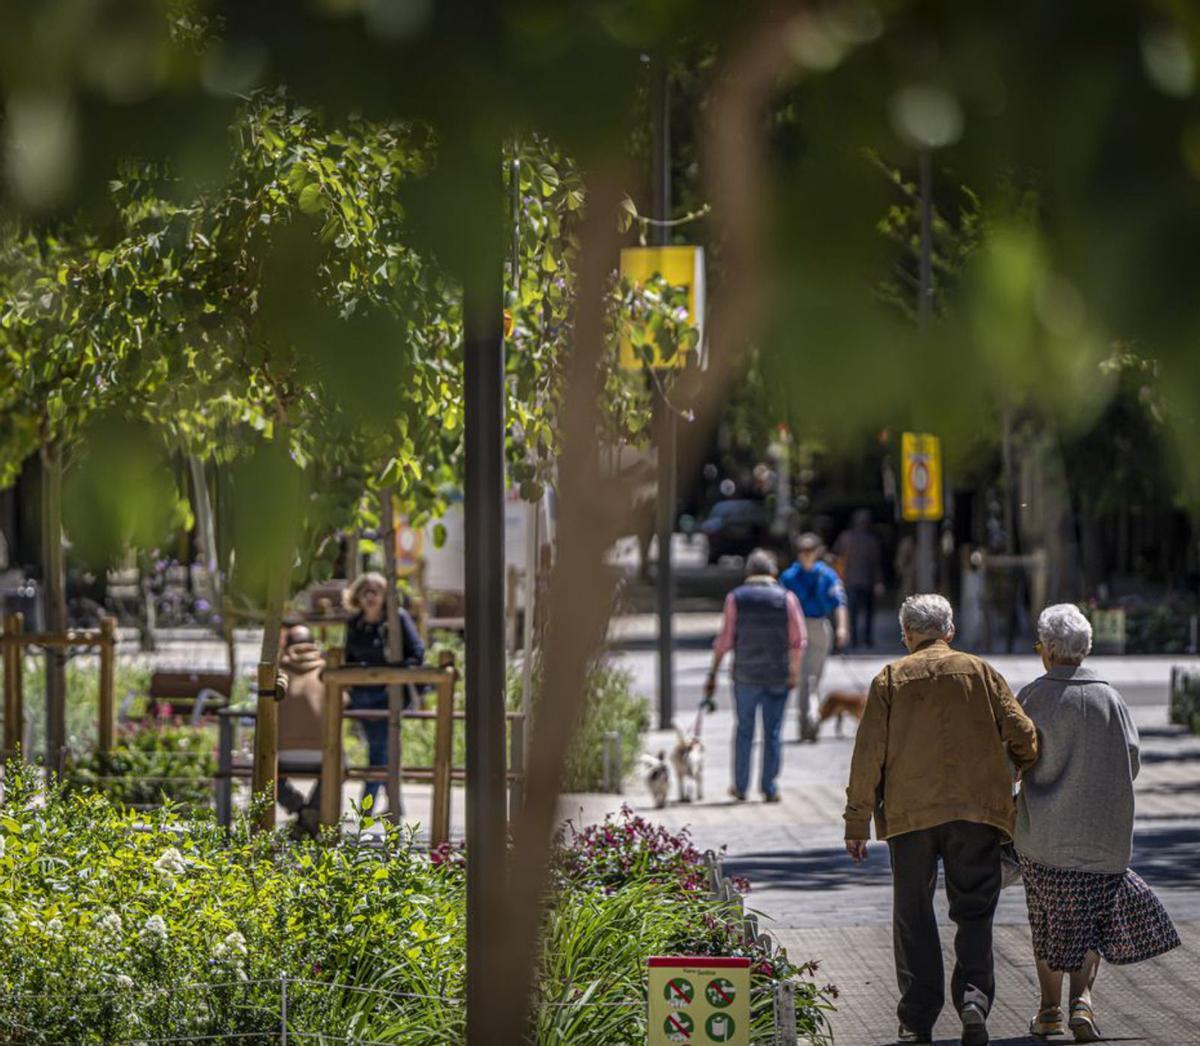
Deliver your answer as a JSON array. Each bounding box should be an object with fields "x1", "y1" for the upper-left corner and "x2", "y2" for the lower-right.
[{"x1": 298, "y1": 183, "x2": 325, "y2": 215}]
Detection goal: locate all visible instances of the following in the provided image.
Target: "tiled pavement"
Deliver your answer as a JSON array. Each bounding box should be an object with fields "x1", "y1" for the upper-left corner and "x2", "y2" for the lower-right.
[
  {"x1": 570, "y1": 651, "x2": 1200, "y2": 1045},
  {"x1": 778, "y1": 922, "x2": 1200, "y2": 1045}
]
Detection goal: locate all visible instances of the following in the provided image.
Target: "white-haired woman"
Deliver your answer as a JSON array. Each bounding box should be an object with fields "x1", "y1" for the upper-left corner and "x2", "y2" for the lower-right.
[{"x1": 1016, "y1": 604, "x2": 1179, "y2": 1041}]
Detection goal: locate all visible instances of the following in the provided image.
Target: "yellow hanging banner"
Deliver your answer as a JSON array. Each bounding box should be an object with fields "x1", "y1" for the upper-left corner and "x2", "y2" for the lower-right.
[
  {"x1": 901, "y1": 432, "x2": 943, "y2": 522},
  {"x1": 618, "y1": 245, "x2": 705, "y2": 370},
  {"x1": 647, "y1": 956, "x2": 750, "y2": 1045}
]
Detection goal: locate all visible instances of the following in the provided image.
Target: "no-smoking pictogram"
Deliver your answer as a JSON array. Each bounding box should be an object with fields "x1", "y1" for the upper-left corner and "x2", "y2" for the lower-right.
[
  {"x1": 663, "y1": 1010, "x2": 694, "y2": 1041},
  {"x1": 664, "y1": 976, "x2": 695, "y2": 1009},
  {"x1": 705, "y1": 976, "x2": 736, "y2": 1008}
]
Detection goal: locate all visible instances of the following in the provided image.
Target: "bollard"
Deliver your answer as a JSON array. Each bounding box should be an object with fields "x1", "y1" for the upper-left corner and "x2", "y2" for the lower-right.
[
  {"x1": 773, "y1": 980, "x2": 798, "y2": 1045},
  {"x1": 601, "y1": 730, "x2": 623, "y2": 793}
]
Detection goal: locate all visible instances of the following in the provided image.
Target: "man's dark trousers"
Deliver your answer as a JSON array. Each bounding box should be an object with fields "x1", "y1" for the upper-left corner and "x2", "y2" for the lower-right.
[{"x1": 888, "y1": 819, "x2": 1002, "y2": 1035}]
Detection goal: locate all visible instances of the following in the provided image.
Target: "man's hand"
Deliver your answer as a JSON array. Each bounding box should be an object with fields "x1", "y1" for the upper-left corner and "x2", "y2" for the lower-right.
[
  {"x1": 845, "y1": 839, "x2": 869, "y2": 863},
  {"x1": 703, "y1": 672, "x2": 716, "y2": 701},
  {"x1": 835, "y1": 625, "x2": 850, "y2": 649}
]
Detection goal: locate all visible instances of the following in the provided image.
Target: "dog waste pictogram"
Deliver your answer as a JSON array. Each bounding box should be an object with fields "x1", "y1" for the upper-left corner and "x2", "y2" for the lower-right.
[
  {"x1": 647, "y1": 957, "x2": 750, "y2": 1046},
  {"x1": 705, "y1": 977, "x2": 736, "y2": 1008}
]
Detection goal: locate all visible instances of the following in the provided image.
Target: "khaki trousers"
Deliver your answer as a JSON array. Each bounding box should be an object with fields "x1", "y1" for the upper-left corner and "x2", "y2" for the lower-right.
[{"x1": 798, "y1": 616, "x2": 832, "y2": 740}]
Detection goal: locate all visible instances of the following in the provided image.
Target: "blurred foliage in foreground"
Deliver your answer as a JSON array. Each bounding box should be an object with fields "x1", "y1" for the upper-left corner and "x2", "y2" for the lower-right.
[{"x1": 2, "y1": 0, "x2": 1200, "y2": 579}]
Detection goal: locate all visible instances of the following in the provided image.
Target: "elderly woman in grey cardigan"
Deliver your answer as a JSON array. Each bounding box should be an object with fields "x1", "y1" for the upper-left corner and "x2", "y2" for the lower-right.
[{"x1": 1015, "y1": 604, "x2": 1179, "y2": 1042}]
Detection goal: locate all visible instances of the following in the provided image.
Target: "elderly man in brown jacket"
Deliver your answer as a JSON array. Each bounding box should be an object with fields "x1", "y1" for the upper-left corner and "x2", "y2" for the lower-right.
[{"x1": 844, "y1": 594, "x2": 1038, "y2": 1046}]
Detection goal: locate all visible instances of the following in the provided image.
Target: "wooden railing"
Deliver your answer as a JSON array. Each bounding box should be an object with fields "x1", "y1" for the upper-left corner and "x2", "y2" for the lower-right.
[
  {"x1": 1, "y1": 612, "x2": 117, "y2": 774},
  {"x1": 215, "y1": 650, "x2": 524, "y2": 845}
]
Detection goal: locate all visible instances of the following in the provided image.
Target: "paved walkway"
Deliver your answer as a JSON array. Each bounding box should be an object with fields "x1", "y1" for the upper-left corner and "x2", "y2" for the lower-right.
[{"x1": 570, "y1": 651, "x2": 1200, "y2": 1045}]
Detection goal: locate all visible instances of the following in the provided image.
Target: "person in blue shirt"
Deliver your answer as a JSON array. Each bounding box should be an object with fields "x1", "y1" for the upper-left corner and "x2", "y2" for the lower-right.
[{"x1": 779, "y1": 532, "x2": 849, "y2": 742}]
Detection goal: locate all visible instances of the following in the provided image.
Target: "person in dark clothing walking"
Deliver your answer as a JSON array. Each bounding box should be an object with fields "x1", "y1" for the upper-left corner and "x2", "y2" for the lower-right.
[
  {"x1": 844, "y1": 594, "x2": 1038, "y2": 1046},
  {"x1": 705, "y1": 549, "x2": 806, "y2": 802},
  {"x1": 342, "y1": 572, "x2": 425, "y2": 805},
  {"x1": 834, "y1": 509, "x2": 884, "y2": 647}
]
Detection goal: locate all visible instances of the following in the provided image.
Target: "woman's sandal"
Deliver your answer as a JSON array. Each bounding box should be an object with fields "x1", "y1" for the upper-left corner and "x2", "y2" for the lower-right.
[
  {"x1": 1030, "y1": 1005, "x2": 1065, "y2": 1037},
  {"x1": 1069, "y1": 998, "x2": 1101, "y2": 1043}
]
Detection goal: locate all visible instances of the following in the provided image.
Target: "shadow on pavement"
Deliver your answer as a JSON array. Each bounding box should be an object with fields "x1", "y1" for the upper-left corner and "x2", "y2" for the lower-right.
[
  {"x1": 941, "y1": 1040, "x2": 1142, "y2": 1046},
  {"x1": 1139, "y1": 747, "x2": 1200, "y2": 763},
  {"x1": 1132, "y1": 824, "x2": 1200, "y2": 888},
  {"x1": 1137, "y1": 726, "x2": 1191, "y2": 740},
  {"x1": 724, "y1": 846, "x2": 892, "y2": 891}
]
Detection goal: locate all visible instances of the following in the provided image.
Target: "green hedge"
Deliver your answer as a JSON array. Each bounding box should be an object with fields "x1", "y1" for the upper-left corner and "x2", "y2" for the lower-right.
[
  {"x1": 64, "y1": 724, "x2": 217, "y2": 808},
  {"x1": 397, "y1": 633, "x2": 648, "y2": 792}
]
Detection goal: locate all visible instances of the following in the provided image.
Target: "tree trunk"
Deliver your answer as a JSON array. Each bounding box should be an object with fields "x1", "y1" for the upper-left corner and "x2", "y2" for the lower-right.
[
  {"x1": 251, "y1": 547, "x2": 289, "y2": 831},
  {"x1": 40, "y1": 442, "x2": 67, "y2": 778},
  {"x1": 189, "y1": 456, "x2": 221, "y2": 606}
]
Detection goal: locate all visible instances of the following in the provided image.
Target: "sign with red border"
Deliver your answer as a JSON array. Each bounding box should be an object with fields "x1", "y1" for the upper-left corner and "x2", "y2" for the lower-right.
[{"x1": 647, "y1": 957, "x2": 750, "y2": 1044}]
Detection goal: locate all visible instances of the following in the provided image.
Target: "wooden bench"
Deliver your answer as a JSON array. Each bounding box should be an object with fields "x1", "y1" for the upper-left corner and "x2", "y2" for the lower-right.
[{"x1": 123, "y1": 670, "x2": 233, "y2": 725}]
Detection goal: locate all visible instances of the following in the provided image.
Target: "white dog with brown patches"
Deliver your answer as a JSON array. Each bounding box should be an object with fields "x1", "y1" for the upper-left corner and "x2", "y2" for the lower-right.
[
  {"x1": 640, "y1": 750, "x2": 670, "y2": 809},
  {"x1": 670, "y1": 728, "x2": 705, "y2": 803}
]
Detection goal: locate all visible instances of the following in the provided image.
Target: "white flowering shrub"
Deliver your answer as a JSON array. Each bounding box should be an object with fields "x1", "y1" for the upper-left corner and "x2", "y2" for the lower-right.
[
  {"x1": 0, "y1": 764, "x2": 466, "y2": 1042},
  {"x1": 0, "y1": 763, "x2": 835, "y2": 1044}
]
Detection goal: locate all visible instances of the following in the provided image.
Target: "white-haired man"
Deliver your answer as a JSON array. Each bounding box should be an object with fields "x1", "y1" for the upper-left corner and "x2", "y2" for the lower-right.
[{"x1": 843, "y1": 594, "x2": 1038, "y2": 1046}]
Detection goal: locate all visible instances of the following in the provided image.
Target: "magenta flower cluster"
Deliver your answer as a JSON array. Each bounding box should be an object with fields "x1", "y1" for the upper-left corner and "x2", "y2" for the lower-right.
[{"x1": 554, "y1": 805, "x2": 712, "y2": 894}]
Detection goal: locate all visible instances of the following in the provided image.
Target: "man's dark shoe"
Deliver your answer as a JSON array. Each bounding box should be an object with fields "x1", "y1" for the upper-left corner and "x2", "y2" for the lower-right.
[
  {"x1": 897, "y1": 1024, "x2": 932, "y2": 1044},
  {"x1": 961, "y1": 1000, "x2": 989, "y2": 1045}
]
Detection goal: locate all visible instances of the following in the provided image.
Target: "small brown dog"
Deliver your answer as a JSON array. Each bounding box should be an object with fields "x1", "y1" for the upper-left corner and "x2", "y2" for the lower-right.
[{"x1": 817, "y1": 690, "x2": 867, "y2": 737}]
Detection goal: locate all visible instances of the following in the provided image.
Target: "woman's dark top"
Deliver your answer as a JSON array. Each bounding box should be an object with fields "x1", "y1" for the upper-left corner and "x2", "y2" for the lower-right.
[{"x1": 344, "y1": 609, "x2": 425, "y2": 669}]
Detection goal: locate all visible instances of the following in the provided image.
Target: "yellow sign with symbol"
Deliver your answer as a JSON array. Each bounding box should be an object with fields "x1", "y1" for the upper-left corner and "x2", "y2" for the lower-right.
[
  {"x1": 618, "y1": 245, "x2": 705, "y2": 370},
  {"x1": 648, "y1": 956, "x2": 750, "y2": 1045},
  {"x1": 901, "y1": 431, "x2": 943, "y2": 522}
]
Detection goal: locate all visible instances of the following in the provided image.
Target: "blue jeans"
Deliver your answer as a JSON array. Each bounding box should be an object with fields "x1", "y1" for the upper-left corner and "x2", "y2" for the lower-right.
[
  {"x1": 349, "y1": 686, "x2": 388, "y2": 803},
  {"x1": 734, "y1": 684, "x2": 789, "y2": 797}
]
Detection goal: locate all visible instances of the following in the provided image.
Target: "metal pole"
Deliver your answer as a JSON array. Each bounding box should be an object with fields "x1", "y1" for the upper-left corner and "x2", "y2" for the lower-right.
[
  {"x1": 40, "y1": 442, "x2": 67, "y2": 779},
  {"x1": 216, "y1": 713, "x2": 233, "y2": 828},
  {"x1": 280, "y1": 974, "x2": 288, "y2": 1046},
  {"x1": 463, "y1": 169, "x2": 507, "y2": 1046},
  {"x1": 98, "y1": 616, "x2": 115, "y2": 755},
  {"x1": 2, "y1": 612, "x2": 24, "y2": 770},
  {"x1": 652, "y1": 53, "x2": 676, "y2": 730},
  {"x1": 380, "y1": 487, "x2": 405, "y2": 818},
  {"x1": 915, "y1": 150, "x2": 937, "y2": 593}
]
